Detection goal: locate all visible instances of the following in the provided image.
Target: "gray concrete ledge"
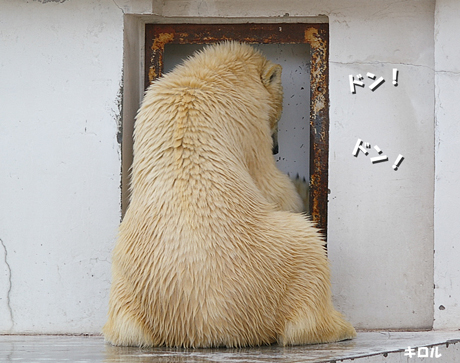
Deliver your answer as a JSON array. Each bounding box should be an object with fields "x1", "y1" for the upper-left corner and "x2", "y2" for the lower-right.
[{"x1": 1, "y1": 331, "x2": 459, "y2": 362}]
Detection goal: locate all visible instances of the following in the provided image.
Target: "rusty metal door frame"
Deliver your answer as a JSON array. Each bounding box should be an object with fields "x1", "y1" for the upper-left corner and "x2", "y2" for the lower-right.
[{"x1": 144, "y1": 23, "x2": 329, "y2": 237}]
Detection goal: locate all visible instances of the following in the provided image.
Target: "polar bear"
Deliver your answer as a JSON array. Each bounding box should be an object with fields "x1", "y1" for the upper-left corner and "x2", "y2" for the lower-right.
[{"x1": 103, "y1": 42, "x2": 356, "y2": 348}]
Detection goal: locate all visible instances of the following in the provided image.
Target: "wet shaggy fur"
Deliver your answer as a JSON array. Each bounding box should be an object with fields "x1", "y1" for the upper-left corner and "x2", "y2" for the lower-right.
[{"x1": 103, "y1": 42, "x2": 356, "y2": 348}]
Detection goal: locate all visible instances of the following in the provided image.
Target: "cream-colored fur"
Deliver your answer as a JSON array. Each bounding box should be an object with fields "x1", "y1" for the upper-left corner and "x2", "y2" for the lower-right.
[{"x1": 103, "y1": 42, "x2": 356, "y2": 348}]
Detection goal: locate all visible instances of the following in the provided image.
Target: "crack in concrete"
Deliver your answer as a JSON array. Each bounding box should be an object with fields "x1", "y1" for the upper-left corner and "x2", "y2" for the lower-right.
[
  {"x1": 112, "y1": 0, "x2": 125, "y2": 14},
  {"x1": 0, "y1": 238, "x2": 13, "y2": 331}
]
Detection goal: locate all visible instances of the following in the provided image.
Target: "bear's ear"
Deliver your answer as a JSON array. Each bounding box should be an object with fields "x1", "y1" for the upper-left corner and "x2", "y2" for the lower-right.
[{"x1": 261, "y1": 64, "x2": 282, "y2": 87}]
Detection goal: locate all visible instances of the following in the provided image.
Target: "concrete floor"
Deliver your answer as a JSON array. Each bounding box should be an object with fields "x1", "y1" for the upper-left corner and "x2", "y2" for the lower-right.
[{"x1": 1, "y1": 331, "x2": 459, "y2": 362}]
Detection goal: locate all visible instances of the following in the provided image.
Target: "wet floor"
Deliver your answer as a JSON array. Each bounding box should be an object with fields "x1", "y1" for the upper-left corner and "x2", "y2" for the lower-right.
[{"x1": 1, "y1": 331, "x2": 459, "y2": 362}]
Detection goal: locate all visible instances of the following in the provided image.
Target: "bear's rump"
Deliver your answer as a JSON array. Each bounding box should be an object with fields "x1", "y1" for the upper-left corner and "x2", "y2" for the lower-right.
[
  {"x1": 135, "y1": 252, "x2": 279, "y2": 345},
  {"x1": 118, "y1": 210, "x2": 294, "y2": 346}
]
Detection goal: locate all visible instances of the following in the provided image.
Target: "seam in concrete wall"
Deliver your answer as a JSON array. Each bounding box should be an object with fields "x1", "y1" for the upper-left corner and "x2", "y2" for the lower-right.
[{"x1": 331, "y1": 60, "x2": 433, "y2": 69}]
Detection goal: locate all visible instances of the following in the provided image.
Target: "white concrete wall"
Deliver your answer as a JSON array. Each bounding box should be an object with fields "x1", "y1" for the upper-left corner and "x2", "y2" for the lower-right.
[
  {"x1": 1, "y1": 0, "x2": 458, "y2": 334},
  {"x1": 434, "y1": 0, "x2": 460, "y2": 329},
  {"x1": 0, "y1": 0, "x2": 123, "y2": 333},
  {"x1": 325, "y1": 2, "x2": 435, "y2": 329}
]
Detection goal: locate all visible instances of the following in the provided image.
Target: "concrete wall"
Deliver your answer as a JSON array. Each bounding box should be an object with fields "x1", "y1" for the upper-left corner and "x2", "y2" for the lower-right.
[
  {"x1": 0, "y1": 0, "x2": 123, "y2": 333},
  {"x1": 0, "y1": 0, "x2": 457, "y2": 334},
  {"x1": 327, "y1": 4, "x2": 435, "y2": 329},
  {"x1": 434, "y1": 0, "x2": 460, "y2": 329}
]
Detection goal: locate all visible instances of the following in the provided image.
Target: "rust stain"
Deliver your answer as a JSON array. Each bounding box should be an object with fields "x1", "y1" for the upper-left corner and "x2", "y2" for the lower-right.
[
  {"x1": 152, "y1": 32, "x2": 174, "y2": 49},
  {"x1": 304, "y1": 27, "x2": 321, "y2": 48},
  {"x1": 146, "y1": 33, "x2": 176, "y2": 85},
  {"x1": 305, "y1": 24, "x2": 329, "y2": 236},
  {"x1": 148, "y1": 68, "x2": 158, "y2": 82}
]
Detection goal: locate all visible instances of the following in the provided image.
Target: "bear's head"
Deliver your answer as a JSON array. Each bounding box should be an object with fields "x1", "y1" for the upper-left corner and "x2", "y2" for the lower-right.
[
  {"x1": 198, "y1": 42, "x2": 284, "y2": 155},
  {"x1": 146, "y1": 42, "x2": 284, "y2": 161},
  {"x1": 186, "y1": 42, "x2": 284, "y2": 157}
]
